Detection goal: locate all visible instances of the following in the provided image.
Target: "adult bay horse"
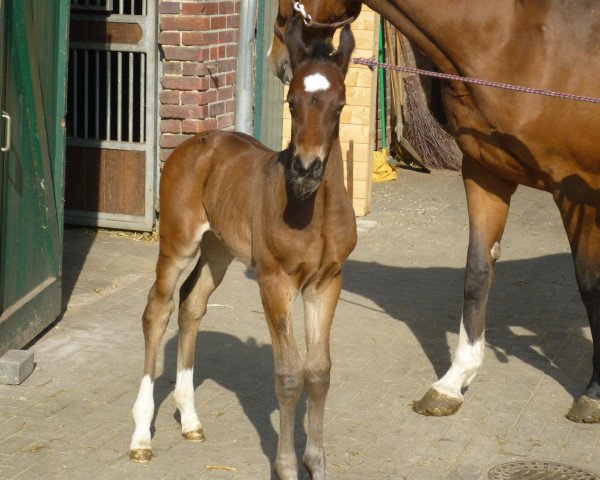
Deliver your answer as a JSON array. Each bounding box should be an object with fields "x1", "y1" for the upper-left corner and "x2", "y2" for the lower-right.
[
  {"x1": 270, "y1": 0, "x2": 600, "y2": 423},
  {"x1": 130, "y1": 18, "x2": 357, "y2": 480}
]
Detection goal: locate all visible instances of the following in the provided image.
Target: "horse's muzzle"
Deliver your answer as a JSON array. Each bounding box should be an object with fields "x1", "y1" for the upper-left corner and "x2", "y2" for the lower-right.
[
  {"x1": 292, "y1": 156, "x2": 323, "y2": 178},
  {"x1": 288, "y1": 156, "x2": 324, "y2": 199},
  {"x1": 278, "y1": 59, "x2": 292, "y2": 85}
]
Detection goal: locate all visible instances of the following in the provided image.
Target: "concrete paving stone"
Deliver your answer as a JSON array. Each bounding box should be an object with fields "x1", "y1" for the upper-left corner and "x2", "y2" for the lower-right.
[
  {"x1": 9, "y1": 456, "x2": 63, "y2": 480},
  {"x1": 0, "y1": 435, "x2": 40, "y2": 456},
  {"x1": 0, "y1": 464, "x2": 19, "y2": 480},
  {"x1": 4, "y1": 449, "x2": 58, "y2": 473},
  {"x1": 86, "y1": 461, "x2": 150, "y2": 480}
]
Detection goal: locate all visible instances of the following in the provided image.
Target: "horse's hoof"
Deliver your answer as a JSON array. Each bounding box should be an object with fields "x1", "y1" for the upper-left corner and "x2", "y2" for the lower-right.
[
  {"x1": 129, "y1": 448, "x2": 153, "y2": 463},
  {"x1": 412, "y1": 388, "x2": 462, "y2": 416},
  {"x1": 566, "y1": 395, "x2": 600, "y2": 423},
  {"x1": 182, "y1": 428, "x2": 206, "y2": 442}
]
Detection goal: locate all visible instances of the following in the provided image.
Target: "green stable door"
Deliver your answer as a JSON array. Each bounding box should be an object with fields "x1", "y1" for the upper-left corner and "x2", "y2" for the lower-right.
[{"x1": 0, "y1": 0, "x2": 70, "y2": 356}]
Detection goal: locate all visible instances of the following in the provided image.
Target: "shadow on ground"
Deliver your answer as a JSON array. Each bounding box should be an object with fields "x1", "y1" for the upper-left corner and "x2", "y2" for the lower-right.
[
  {"x1": 341, "y1": 253, "x2": 590, "y2": 398},
  {"x1": 62, "y1": 226, "x2": 97, "y2": 308},
  {"x1": 156, "y1": 332, "x2": 308, "y2": 480}
]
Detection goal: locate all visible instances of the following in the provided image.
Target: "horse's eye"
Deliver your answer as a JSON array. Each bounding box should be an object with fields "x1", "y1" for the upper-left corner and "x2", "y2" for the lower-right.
[
  {"x1": 336, "y1": 105, "x2": 344, "y2": 115},
  {"x1": 288, "y1": 102, "x2": 295, "y2": 112}
]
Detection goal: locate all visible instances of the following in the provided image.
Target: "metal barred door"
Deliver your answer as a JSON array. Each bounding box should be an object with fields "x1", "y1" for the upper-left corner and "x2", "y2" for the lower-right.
[
  {"x1": 65, "y1": 0, "x2": 157, "y2": 231},
  {"x1": 0, "y1": 0, "x2": 69, "y2": 356}
]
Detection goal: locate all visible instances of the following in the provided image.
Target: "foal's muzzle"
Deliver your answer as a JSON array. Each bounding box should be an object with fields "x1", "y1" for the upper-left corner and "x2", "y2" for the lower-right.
[{"x1": 288, "y1": 155, "x2": 324, "y2": 199}]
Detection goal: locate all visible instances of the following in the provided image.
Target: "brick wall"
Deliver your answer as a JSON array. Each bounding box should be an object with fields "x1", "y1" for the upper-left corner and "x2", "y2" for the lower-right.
[{"x1": 158, "y1": 0, "x2": 240, "y2": 164}]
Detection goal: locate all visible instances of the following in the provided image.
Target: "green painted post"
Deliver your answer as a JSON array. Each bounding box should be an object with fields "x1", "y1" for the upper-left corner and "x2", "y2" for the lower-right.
[
  {"x1": 379, "y1": 16, "x2": 387, "y2": 150},
  {"x1": 253, "y1": 0, "x2": 284, "y2": 150}
]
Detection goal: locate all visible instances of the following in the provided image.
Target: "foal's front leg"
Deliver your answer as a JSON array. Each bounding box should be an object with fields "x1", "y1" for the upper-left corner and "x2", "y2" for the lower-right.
[
  {"x1": 302, "y1": 275, "x2": 342, "y2": 480},
  {"x1": 414, "y1": 158, "x2": 517, "y2": 416},
  {"x1": 259, "y1": 272, "x2": 303, "y2": 480}
]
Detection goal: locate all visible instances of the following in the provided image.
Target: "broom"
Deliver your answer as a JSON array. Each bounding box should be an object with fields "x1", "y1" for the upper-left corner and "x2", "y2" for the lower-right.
[{"x1": 399, "y1": 34, "x2": 463, "y2": 171}]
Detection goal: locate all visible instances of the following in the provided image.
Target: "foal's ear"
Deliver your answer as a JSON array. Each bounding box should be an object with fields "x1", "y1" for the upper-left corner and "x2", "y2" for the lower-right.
[
  {"x1": 285, "y1": 16, "x2": 309, "y2": 73},
  {"x1": 332, "y1": 25, "x2": 355, "y2": 75}
]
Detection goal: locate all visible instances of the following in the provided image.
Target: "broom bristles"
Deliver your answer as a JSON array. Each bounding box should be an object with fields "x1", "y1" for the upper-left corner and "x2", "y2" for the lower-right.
[{"x1": 403, "y1": 75, "x2": 462, "y2": 171}]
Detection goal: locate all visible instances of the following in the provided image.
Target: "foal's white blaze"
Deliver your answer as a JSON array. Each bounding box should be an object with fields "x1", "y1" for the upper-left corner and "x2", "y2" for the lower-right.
[
  {"x1": 174, "y1": 368, "x2": 202, "y2": 434},
  {"x1": 303, "y1": 73, "x2": 330, "y2": 93},
  {"x1": 130, "y1": 375, "x2": 154, "y2": 451},
  {"x1": 432, "y1": 317, "x2": 485, "y2": 399}
]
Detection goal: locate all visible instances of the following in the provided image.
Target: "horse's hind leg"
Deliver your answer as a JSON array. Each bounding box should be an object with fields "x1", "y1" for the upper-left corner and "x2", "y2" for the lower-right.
[
  {"x1": 301, "y1": 275, "x2": 342, "y2": 480},
  {"x1": 130, "y1": 252, "x2": 191, "y2": 462},
  {"x1": 414, "y1": 158, "x2": 517, "y2": 417},
  {"x1": 555, "y1": 188, "x2": 600, "y2": 422},
  {"x1": 174, "y1": 232, "x2": 233, "y2": 440}
]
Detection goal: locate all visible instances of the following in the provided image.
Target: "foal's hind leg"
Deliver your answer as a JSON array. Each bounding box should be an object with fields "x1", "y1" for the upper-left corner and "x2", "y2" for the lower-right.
[
  {"x1": 555, "y1": 187, "x2": 600, "y2": 423},
  {"x1": 302, "y1": 275, "x2": 342, "y2": 480},
  {"x1": 414, "y1": 158, "x2": 517, "y2": 416},
  {"x1": 174, "y1": 232, "x2": 233, "y2": 440},
  {"x1": 130, "y1": 253, "x2": 191, "y2": 462}
]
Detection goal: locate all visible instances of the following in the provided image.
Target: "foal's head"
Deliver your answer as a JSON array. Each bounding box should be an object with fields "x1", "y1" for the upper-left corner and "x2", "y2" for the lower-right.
[{"x1": 284, "y1": 17, "x2": 355, "y2": 200}]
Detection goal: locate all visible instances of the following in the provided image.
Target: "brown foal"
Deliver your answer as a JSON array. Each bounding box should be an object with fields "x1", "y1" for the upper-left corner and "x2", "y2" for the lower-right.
[{"x1": 130, "y1": 19, "x2": 356, "y2": 480}]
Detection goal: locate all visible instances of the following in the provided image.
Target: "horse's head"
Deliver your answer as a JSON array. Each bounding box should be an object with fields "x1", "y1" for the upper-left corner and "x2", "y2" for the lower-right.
[
  {"x1": 284, "y1": 17, "x2": 355, "y2": 200},
  {"x1": 268, "y1": 0, "x2": 361, "y2": 84}
]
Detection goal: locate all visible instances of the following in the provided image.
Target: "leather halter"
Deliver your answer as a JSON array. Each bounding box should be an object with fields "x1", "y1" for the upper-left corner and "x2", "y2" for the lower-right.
[
  {"x1": 274, "y1": 0, "x2": 356, "y2": 40},
  {"x1": 292, "y1": 0, "x2": 356, "y2": 29}
]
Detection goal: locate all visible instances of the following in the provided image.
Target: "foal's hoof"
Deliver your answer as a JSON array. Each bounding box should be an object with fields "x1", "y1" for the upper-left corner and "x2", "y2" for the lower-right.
[
  {"x1": 413, "y1": 388, "x2": 462, "y2": 416},
  {"x1": 182, "y1": 428, "x2": 206, "y2": 442},
  {"x1": 129, "y1": 448, "x2": 153, "y2": 463},
  {"x1": 566, "y1": 395, "x2": 600, "y2": 423}
]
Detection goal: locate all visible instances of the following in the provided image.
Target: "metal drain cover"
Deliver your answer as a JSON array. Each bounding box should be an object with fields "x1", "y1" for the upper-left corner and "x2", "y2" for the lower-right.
[{"x1": 488, "y1": 461, "x2": 599, "y2": 480}]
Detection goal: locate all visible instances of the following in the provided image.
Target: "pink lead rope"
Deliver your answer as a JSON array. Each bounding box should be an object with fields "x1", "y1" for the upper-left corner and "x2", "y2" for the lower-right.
[{"x1": 352, "y1": 56, "x2": 600, "y2": 105}]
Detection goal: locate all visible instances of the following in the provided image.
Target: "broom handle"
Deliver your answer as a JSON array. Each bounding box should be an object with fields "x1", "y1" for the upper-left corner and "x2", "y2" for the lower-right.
[
  {"x1": 384, "y1": 21, "x2": 403, "y2": 141},
  {"x1": 391, "y1": 26, "x2": 430, "y2": 172}
]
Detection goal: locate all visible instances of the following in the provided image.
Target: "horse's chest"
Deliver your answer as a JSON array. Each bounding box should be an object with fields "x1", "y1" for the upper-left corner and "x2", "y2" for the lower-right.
[
  {"x1": 270, "y1": 227, "x2": 324, "y2": 271},
  {"x1": 267, "y1": 213, "x2": 356, "y2": 285}
]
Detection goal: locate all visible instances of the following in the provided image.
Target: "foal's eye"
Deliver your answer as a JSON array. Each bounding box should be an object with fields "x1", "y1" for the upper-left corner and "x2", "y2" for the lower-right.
[
  {"x1": 288, "y1": 102, "x2": 295, "y2": 113},
  {"x1": 336, "y1": 105, "x2": 344, "y2": 115}
]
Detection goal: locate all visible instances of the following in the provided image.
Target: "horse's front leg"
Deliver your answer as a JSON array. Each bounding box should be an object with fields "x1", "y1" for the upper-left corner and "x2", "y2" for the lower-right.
[
  {"x1": 259, "y1": 271, "x2": 303, "y2": 480},
  {"x1": 414, "y1": 157, "x2": 517, "y2": 416},
  {"x1": 555, "y1": 187, "x2": 600, "y2": 423},
  {"x1": 301, "y1": 274, "x2": 341, "y2": 480}
]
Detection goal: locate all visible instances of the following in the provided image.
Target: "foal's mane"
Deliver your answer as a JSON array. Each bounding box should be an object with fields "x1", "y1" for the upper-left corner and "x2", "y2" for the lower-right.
[
  {"x1": 292, "y1": 42, "x2": 338, "y2": 73},
  {"x1": 309, "y1": 42, "x2": 335, "y2": 61}
]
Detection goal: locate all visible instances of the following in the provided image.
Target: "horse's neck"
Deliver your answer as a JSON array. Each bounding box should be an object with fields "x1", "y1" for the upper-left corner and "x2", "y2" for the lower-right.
[
  {"x1": 364, "y1": 0, "x2": 517, "y2": 75},
  {"x1": 323, "y1": 139, "x2": 345, "y2": 190}
]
